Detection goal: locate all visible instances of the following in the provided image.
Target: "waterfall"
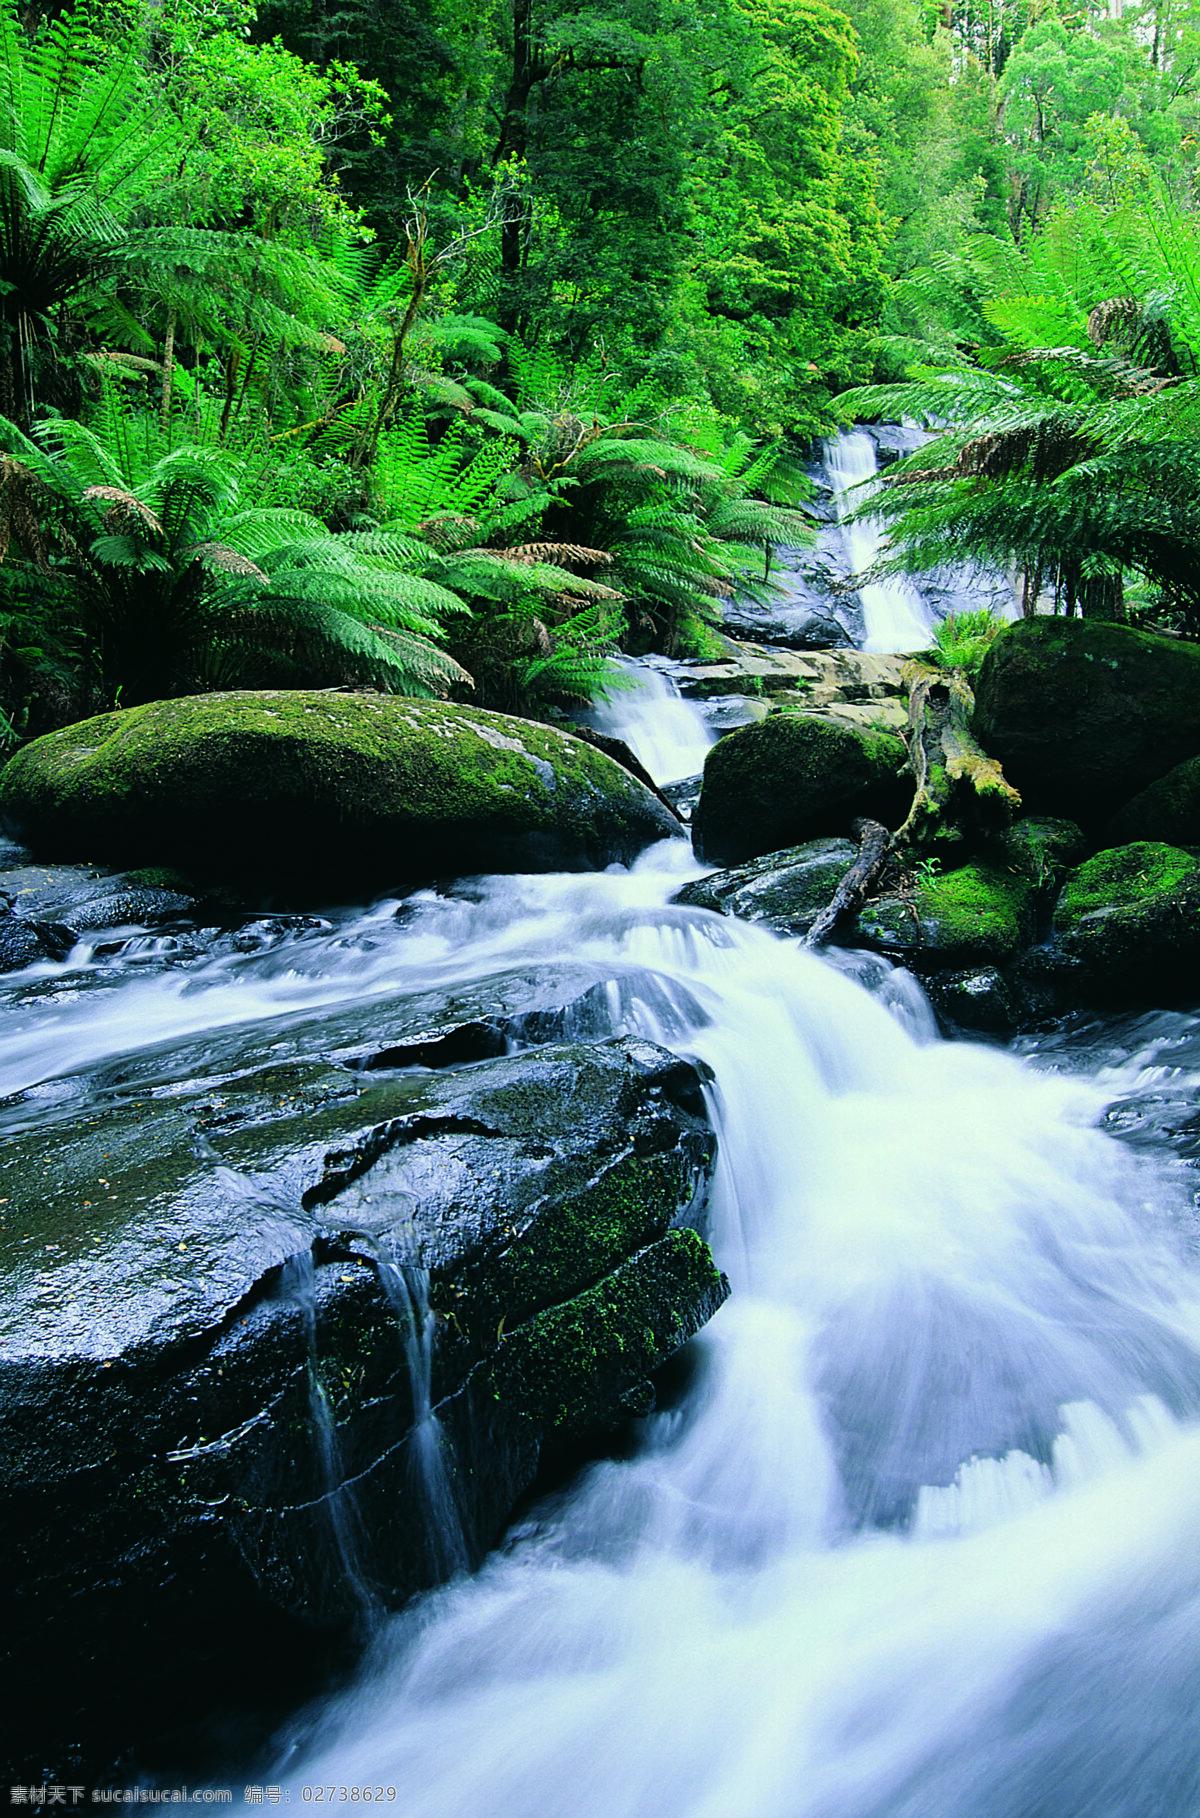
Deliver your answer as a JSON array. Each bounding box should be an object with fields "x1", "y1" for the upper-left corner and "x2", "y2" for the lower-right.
[
  {"x1": 823, "y1": 431, "x2": 936, "y2": 655},
  {"x1": 236, "y1": 851, "x2": 1200, "y2": 1818},
  {"x1": 587, "y1": 657, "x2": 717, "y2": 785}
]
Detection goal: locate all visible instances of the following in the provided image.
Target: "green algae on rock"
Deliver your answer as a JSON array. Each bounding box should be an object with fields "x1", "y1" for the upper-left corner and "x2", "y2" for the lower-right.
[
  {"x1": 0, "y1": 691, "x2": 682, "y2": 892},
  {"x1": 692, "y1": 711, "x2": 908, "y2": 867},
  {"x1": 1050, "y1": 842, "x2": 1200, "y2": 997},
  {"x1": 973, "y1": 619, "x2": 1200, "y2": 829}
]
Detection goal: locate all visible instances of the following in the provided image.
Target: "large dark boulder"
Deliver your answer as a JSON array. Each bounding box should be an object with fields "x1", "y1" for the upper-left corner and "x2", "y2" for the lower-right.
[
  {"x1": 1, "y1": 985, "x2": 724, "y2": 1779},
  {"x1": 973, "y1": 619, "x2": 1200, "y2": 828},
  {"x1": 692, "y1": 711, "x2": 908, "y2": 866},
  {"x1": 0, "y1": 692, "x2": 681, "y2": 895},
  {"x1": 1049, "y1": 841, "x2": 1200, "y2": 999},
  {"x1": 1105, "y1": 754, "x2": 1200, "y2": 848}
]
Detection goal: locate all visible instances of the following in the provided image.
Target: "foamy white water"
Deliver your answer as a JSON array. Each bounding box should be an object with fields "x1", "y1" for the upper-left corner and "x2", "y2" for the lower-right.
[
  {"x1": 824, "y1": 431, "x2": 935, "y2": 655},
  {"x1": 589, "y1": 658, "x2": 717, "y2": 785},
  {"x1": 169, "y1": 854, "x2": 1200, "y2": 1818}
]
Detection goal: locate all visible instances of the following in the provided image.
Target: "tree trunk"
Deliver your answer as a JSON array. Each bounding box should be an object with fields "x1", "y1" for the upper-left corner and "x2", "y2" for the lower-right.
[{"x1": 894, "y1": 661, "x2": 1021, "y2": 853}]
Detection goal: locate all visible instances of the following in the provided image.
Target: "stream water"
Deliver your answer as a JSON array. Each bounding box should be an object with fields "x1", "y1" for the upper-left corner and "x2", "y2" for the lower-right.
[{"x1": 11, "y1": 684, "x2": 1200, "y2": 1811}]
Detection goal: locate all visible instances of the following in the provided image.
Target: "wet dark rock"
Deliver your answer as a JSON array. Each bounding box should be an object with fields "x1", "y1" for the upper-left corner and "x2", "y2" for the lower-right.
[
  {"x1": 0, "y1": 691, "x2": 681, "y2": 896},
  {"x1": 974, "y1": 619, "x2": 1200, "y2": 829},
  {"x1": 1048, "y1": 842, "x2": 1200, "y2": 1002},
  {"x1": 1105, "y1": 753, "x2": 1200, "y2": 848},
  {"x1": 922, "y1": 966, "x2": 1025, "y2": 1037},
  {"x1": 0, "y1": 985, "x2": 724, "y2": 1779},
  {"x1": 0, "y1": 908, "x2": 67, "y2": 971},
  {"x1": 693, "y1": 712, "x2": 909, "y2": 867},
  {"x1": 673, "y1": 839, "x2": 858, "y2": 936},
  {"x1": 661, "y1": 774, "x2": 703, "y2": 822}
]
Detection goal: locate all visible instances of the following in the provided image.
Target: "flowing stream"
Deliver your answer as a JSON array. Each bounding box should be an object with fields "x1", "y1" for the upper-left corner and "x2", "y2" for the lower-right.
[{"x1": 9, "y1": 688, "x2": 1200, "y2": 1811}]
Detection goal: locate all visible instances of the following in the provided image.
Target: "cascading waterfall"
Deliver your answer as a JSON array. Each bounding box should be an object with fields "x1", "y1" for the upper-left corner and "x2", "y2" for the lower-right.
[
  {"x1": 824, "y1": 431, "x2": 936, "y2": 655},
  {"x1": 586, "y1": 656, "x2": 717, "y2": 785},
  {"x1": 371, "y1": 1248, "x2": 470, "y2": 1580}
]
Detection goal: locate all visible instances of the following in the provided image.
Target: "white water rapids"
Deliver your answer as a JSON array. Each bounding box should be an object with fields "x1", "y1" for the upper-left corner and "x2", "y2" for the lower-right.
[{"x1": 8, "y1": 675, "x2": 1200, "y2": 1810}]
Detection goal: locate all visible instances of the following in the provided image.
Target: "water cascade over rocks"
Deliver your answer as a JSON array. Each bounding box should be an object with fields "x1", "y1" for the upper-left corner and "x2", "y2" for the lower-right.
[
  {"x1": 823, "y1": 431, "x2": 937, "y2": 655},
  {"x1": 6, "y1": 660, "x2": 1200, "y2": 1810}
]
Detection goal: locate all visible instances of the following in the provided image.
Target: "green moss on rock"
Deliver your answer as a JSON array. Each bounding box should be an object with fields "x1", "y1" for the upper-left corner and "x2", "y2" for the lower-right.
[
  {"x1": 1105, "y1": 754, "x2": 1200, "y2": 849},
  {"x1": 973, "y1": 619, "x2": 1200, "y2": 828},
  {"x1": 484, "y1": 1229, "x2": 728, "y2": 1434},
  {"x1": 0, "y1": 691, "x2": 681, "y2": 894},
  {"x1": 854, "y1": 859, "x2": 1035, "y2": 968},
  {"x1": 692, "y1": 712, "x2": 908, "y2": 867},
  {"x1": 1051, "y1": 841, "x2": 1200, "y2": 997}
]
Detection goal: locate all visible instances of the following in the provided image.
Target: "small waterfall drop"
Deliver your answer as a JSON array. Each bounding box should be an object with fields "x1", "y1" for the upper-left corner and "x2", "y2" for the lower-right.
[
  {"x1": 588, "y1": 657, "x2": 717, "y2": 785},
  {"x1": 824, "y1": 431, "x2": 935, "y2": 654}
]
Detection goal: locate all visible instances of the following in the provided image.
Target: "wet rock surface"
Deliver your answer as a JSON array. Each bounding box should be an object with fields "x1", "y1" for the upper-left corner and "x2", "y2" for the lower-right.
[
  {"x1": 0, "y1": 962, "x2": 725, "y2": 1780},
  {"x1": 673, "y1": 838, "x2": 858, "y2": 936}
]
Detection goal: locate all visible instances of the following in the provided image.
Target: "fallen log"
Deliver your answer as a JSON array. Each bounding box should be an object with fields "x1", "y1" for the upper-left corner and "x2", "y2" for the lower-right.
[
  {"x1": 806, "y1": 816, "x2": 892, "y2": 949},
  {"x1": 895, "y1": 661, "x2": 1021, "y2": 854}
]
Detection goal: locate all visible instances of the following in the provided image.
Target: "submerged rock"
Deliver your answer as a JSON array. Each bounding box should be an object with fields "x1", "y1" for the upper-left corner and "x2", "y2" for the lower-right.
[
  {"x1": 1049, "y1": 841, "x2": 1200, "y2": 999},
  {"x1": 973, "y1": 619, "x2": 1200, "y2": 829},
  {"x1": 0, "y1": 993, "x2": 724, "y2": 1777},
  {"x1": 0, "y1": 692, "x2": 681, "y2": 895},
  {"x1": 692, "y1": 712, "x2": 908, "y2": 866}
]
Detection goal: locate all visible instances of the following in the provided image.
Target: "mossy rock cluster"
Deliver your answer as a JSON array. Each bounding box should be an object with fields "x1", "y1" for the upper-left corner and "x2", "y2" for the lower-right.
[
  {"x1": 692, "y1": 710, "x2": 908, "y2": 867},
  {"x1": 973, "y1": 619, "x2": 1200, "y2": 830},
  {"x1": 0, "y1": 691, "x2": 681, "y2": 895}
]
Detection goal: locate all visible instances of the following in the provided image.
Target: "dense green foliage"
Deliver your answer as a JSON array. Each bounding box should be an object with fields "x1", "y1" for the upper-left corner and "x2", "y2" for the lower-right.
[{"x1": 6, "y1": 0, "x2": 1200, "y2": 735}]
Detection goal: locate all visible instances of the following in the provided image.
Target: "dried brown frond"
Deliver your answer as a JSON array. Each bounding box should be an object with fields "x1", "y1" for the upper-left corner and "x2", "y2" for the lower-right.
[
  {"x1": 0, "y1": 455, "x2": 50, "y2": 569},
  {"x1": 506, "y1": 541, "x2": 613, "y2": 566},
  {"x1": 82, "y1": 486, "x2": 165, "y2": 535},
  {"x1": 1087, "y1": 296, "x2": 1140, "y2": 349},
  {"x1": 186, "y1": 541, "x2": 268, "y2": 580},
  {"x1": 414, "y1": 513, "x2": 478, "y2": 551}
]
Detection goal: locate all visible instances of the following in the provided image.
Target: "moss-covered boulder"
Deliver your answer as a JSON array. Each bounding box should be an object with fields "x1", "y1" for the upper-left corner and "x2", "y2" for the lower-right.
[
  {"x1": 998, "y1": 815, "x2": 1089, "y2": 894},
  {"x1": 1105, "y1": 754, "x2": 1200, "y2": 848},
  {"x1": 853, "y1": 859, "x2": 1037, "y2": 970},
  {"x1": 671, "y1": 837, "x2": 858, "y2": 935},
  {"x1": 1050, "y1": 842, "x2": 1200, "y2": 997},
  {"x1": 0, "y1": 691, "x2": 681, "y2": 893},
  {"x1": 692, "y1": 711, "x2": 908, "y2": 866},
  {"x1": 1, "y1": 999, "x2": 724, "y2": 1777},
  {"x1": 973, "y1": 619, "x2": 1200, "y2": 828}
]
